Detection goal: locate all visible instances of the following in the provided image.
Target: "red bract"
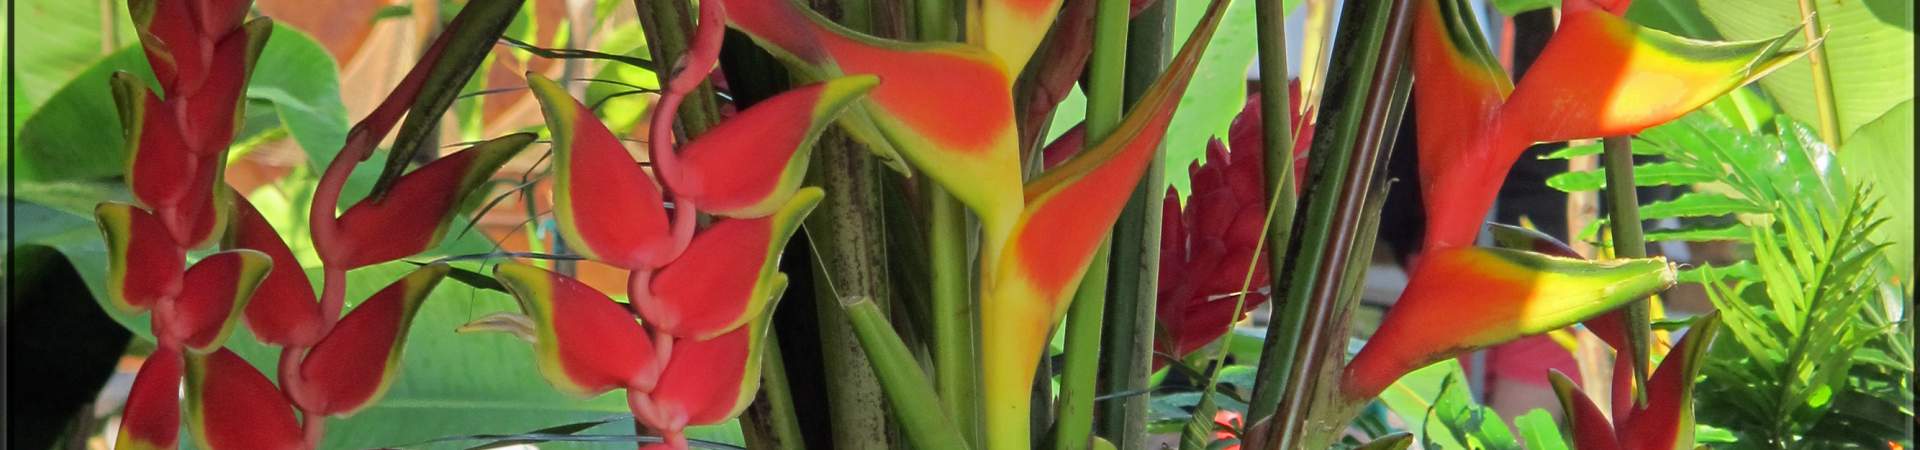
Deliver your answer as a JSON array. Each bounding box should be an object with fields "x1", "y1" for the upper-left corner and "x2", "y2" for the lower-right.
[
  {"x1": 100, "y1": 0, "x2": 538, "y2": 446},
  {"x1": 1338, "y1": 0, "x2": 1806, "y2": 400},
  {"x1": 492, "y1": 263, "x2": 662, "y2": 397},
  {"x1": 1550, "y1": 314, "x2": 1721, "y2": 450}
]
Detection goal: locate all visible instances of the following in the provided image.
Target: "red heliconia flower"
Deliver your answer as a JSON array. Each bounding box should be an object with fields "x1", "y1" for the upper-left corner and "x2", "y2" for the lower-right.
[
  {"x1": 1549, "y1": 313, "x2": 1721, "y2": 450},
  {"x1": 1338, "y1": 0, "x2": 1808, "y2": 400},
  {"x1": 287, "y1": 264, "x2": 449, "y2": 416},
  {"x1": 1152, "y1": 87, "x2": 1312, "y2": 367},
  {"x1": 184, "y1": 348, "x2": 306, "y2": 450}
]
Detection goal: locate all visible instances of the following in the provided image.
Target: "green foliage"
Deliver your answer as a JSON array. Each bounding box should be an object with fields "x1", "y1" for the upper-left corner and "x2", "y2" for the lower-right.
[
  {"x1": 1373, "y1": 359, "x2": 1569, "y2": 450},
  {"x1": 1693, "y1": 0, "x2": 1914, "y2": 144},
  {"x1": 11, "y1": 24, "x2": 348, "y2": 182}
]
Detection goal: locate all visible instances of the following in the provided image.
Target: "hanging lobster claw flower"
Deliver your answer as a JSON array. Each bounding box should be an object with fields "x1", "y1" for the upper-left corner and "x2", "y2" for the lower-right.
[
  {"x1": 721, "y1": 0, "x2": 1026, "y2": 244},
  {"x1": 95, "y1": 202, "x2": 185, "y2": 314},
  {"x1": 227, "y1": 191, "x2": 325, "y2": 347},
  {"x1": 1413, "y1": 0, "x2": 1811, "y2": 252},
  {"x1": 161, "y1": 249, "x2": 272, "y2": 353},
  {"x1": 527, "y1": 74, "x2": 678, "y2": 271},
  {"x1": 491, "y1": 263, "x2": 663, "y2": 397},
  {"x1": 670, "y1": 77, "x2": 875, "y2": 218},
  {"x1": 184, "y1": 348, "x2": 305, "y2": 450},
  {"x1": 633, "y1": 284, "x2": 782, "y2": 443},
  {"x1": 115, "y1": 347, "x2": 182, "y2": 450},
  {"x1": 117, "y1": 16, "x2": 270, "y2": 249},
  {"x1": 642, "y1": 189, "x2": 821, "y2": 339},
  {"x1": 1341, "y1": 246, "x2": 1676, "y2": 399},
  {"x1": 1549, "y1": 313, "x2": 1720, "y2": 450},
  {"x1": 288, "y1": 263, "x2": 448, "y2": 416},
  {"x1": 317, "y1": 133, "x2": 533, "y2": 269},
  {"x1": 980, "y1": 0, "x2": 1232, "y2": 445},
  {"x1": 128, "y1": 0, "x2": 256, "y2": 96}
]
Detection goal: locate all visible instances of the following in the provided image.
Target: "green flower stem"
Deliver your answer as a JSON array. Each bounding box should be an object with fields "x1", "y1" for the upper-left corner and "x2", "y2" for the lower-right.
[
  {"x1": 634, "y1": 0, "x2": 721, "y2": 138},
  {"x1": 844, "y1": 297, "x2": 973, "y2": 450},
  {"x1": 1244, "y1": 0, "x2": 1301, "y2": 424},
  {"x1": 928, "y1": 183, "x2": 982, "y2": 446},
  {"x1": 1096, "y1": 2, "x2": 1171, "y2": 446},
  {"x1": 807, "y1": 129, "x2": 895, "y2": 450},
  {"x1": 1252, "y1": 0, "x2": 1414, "y2": 447},
  {"x1": 1056, "y1": 0, "x2": 1130, "y2": 447},
  {"x1": 1602, "y1": 135, "x2": 1653, "y2": 404},
  {"x1": 743, "y1": 332, "x2": 807, "y2": 450},
  {"x1": 1795, "y1": 0, "x2": 1842, "y2": 147}
]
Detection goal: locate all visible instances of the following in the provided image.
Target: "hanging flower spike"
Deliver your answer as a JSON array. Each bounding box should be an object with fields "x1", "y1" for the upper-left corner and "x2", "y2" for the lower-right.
[
  {"x1": 118, "y1": 15, "x2": 271, "y2": 249},
  {"x1": 287, "y1": 263, "x2": 448, "y2": 416},
  {"x1": 968, "y1": 0, "x2": 1066, "y2": 77},
  {"x1": 160, "y1": 249, "x2": 272, "y2": 353},
  {"x1": 127, "y1": 0, "x2": 255, "y2": 99},
  {"x1": 318, "y1": 133, "x2": 534, "y2": 269},
  {"x1": 95, "y1": 202, "x2": 185, "y2": 314},
  {"x1": 980, "y1": 0, "x2": 1232, "y2": 447},
  {"x1": 1340, "y1": 247, "x2": 1675, "y2": 399},
  {"x1": 228, "y1": 190, "x2": 325, "y2": 347},
  {"x1": 115, "y1": 347, "x2": 182, "y2": 450},
  {"x1": 184, "y1": 348, "x2": 306, "y2": 450},
  {"x1": 632, "y1": 284, "x2": 782, "y2": 448},
  {"x1": 527, "y1": 74, "x2": 678, "y2": 271},
  {"x1": 1548, "y1": 313, "x2": 1720, "y2": 450},
  {"x1": 491, "y1": 263, "x2": 662, "y2": 397},
  {"x1": 669, "y1": 77, "x2": 876, "y2": 218},
  {"x1": 1412, "y1": 0, "x2": 1812, "y2": 252},
  {"x1": 721, "y1": 0, "x2": 1027, "y2": 248},
  {"x1": 642, "y1": 189, "x2": 821, "y2": 339}
]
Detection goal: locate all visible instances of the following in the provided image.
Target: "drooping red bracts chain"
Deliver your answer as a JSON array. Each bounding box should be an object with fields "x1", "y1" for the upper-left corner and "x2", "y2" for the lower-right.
[
  {"x1": 96, "y1": 202, "x2": 186, "y2": 314},
  {"x1": 632, "y1": 315, "x2": 770, "y2": 434},
  {"x1": 493, "y1": 263, "x2": 664, "y2": 397},
  {"x1": 669, "y1": 78, "x2": 876, "y2": 218},
  {"x1": 641, "y1": 189, "x2": 821, "y2": 339},
  {"x1": 161, "y1": 249, "x2": 272, "y2": 353},
  {"x1": 228, "y1": 191, "x2": 326, "y2": 347},
  {"x1": 288, "y1": 264, "x2": 448, "y2": 416},
  {"x1": 185, "y1": 348, "x2": 306, "y2": 450},
  {"x1": 116, "y1": 347, "x2": 183, "y2": 450},
  {"x1": 528, "y1": 74, "x2": 678, "y2": 271},
  {"x1": 320, "y1": 133, "x2": 532, "y2": 269}
]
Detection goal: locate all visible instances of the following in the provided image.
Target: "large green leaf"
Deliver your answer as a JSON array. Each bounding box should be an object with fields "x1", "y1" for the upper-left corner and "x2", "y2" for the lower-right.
[
  {"x1": 11, "y1": 23, "x2": 345, "y2": 182},
  {"x1": 1694, "y1": 0, "x2": 1914, "y2": 143},
  {"x1": 1837, "y1": 100, "x2": 1914, "y2": 280},
  {"x1": 8, "y1": 0, "x2": 138, "y2": 119}
]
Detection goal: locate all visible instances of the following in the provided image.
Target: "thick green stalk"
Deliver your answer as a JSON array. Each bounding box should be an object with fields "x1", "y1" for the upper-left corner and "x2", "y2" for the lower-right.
[
  {"x1": 1054, "y1": 244, "x2": 1111, "y2": 450},
  {"x1": 743, "y1": 332, "x2": 807, "y2": 450},
  {"x1": 844, "y1": 297, "x2": 973, "y2": 450},
  {"x1": 1096, "y1": 1, "x2": 1171, "y2": 446},
  {"x1": 1056, "y1": 1, "x2": 1129, "y2": 447},
  {"x1": 1794, "y1": 0, "x2": 1842, "y2": 147},
  {"x1": 1243, "y1": 0, "x2": 1301, "y2": 424},
  {"x1": 912, "y1": 3, "x2": 980, "y2": 444},
  {"x1": 1601, "y1": 135, "x2": 1652, "y2": 404},
  {"x1": 806, "y1": 129, "x2": 895, "y2": 450},
  {"x1": 926, "y1": 186, "x2": 981, "y2": 445},
  {"x1": 633, "y1": 0, "x2": 721, "y2": 137},
  {"x1": 1253, "y1": 0, "x2": 1413, "y2": 447}
]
